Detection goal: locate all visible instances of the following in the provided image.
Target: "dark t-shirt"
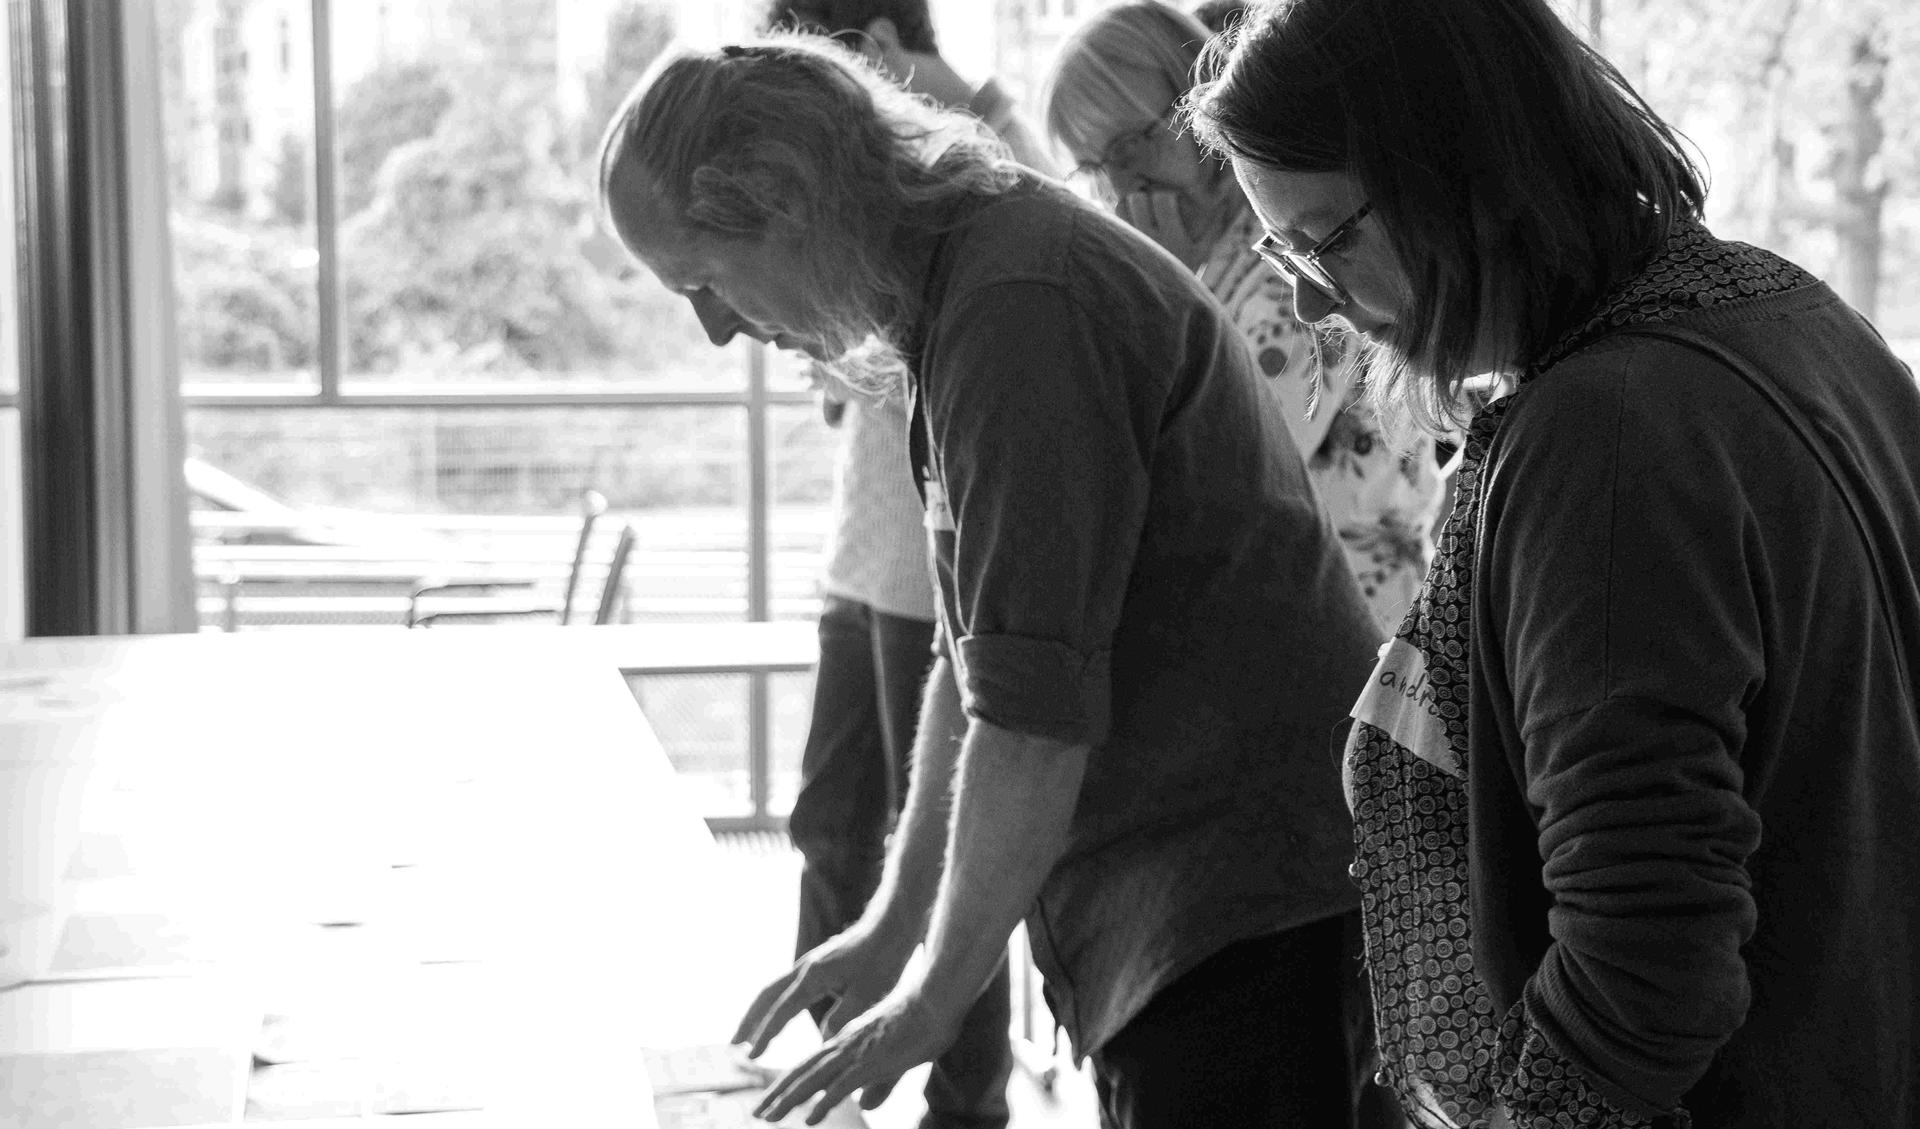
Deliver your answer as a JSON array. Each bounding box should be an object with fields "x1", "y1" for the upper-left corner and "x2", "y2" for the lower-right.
[{"x1": 904, "y1": 177, "x2": 1383, "y2": 1054}]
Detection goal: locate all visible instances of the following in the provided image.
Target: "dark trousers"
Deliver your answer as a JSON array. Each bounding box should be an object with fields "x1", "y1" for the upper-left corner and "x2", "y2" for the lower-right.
[
  {"x1": 788, "y1": 596, "x2": 1014, "y2": 1129},
  {"x1": 1091, "y1": 911, "x2": 1407, "y2": 1129}
]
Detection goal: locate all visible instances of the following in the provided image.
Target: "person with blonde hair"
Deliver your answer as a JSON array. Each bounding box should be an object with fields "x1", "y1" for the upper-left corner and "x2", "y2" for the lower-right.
[
  {"x1": 1045, "y1": 0, "x2": 1442, "y2": 637},
  {"x1": 1190, "y1": 0, "x2": 1920, "y2": 1125},
  {"x1": 601, "y1": 33, "x2": 1385, "y2": 1129}
]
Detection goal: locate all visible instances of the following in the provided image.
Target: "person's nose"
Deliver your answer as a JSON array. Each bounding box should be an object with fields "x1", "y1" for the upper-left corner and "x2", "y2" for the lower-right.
[
  {"x1": 689, "y1": 289, "x2": 746, "y2": 347},
  {"x1": 1290, "y1": 277, "x2": 1343, "y2": 326}
]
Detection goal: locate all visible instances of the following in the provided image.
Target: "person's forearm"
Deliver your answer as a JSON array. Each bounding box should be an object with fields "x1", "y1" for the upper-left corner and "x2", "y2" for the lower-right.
[
  {"x1": 1517, "y1": 700, "x2": 1762, "y2": 1116},
  {"x1": 860, "y1": 657, "x2": 967, "y2": 940},
  {"x1": 918, "y1": 717, "x2": 1087, "y2": 1017}
]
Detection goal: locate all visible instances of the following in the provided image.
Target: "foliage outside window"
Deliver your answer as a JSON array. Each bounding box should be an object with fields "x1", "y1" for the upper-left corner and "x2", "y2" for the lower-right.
[{"x1": 162, "y1": 0, "x2": 718, "y2": 390}]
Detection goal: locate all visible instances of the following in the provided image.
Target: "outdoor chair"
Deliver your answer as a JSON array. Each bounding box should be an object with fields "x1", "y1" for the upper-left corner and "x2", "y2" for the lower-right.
[{"x1": 406, "y1": 491, "x2": 635, "y2": 627}]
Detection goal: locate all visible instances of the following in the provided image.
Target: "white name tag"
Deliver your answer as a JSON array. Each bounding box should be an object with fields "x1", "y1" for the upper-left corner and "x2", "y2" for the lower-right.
[
  {"x1": 1348, "y1": 637, "x2": 1461, "y2": 779},
  {"x1": 922, "y1": 478, "x2": 955, "y2": 533}
]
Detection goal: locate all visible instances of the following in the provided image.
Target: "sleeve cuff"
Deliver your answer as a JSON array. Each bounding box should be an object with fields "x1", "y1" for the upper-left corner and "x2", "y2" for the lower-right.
[
  {"x1": 1495, "y1": 997, "x2": 1673, "y2": 1128},
  {"x1": 954, "y1": 632, "x2": 1111, "y2": 746}
]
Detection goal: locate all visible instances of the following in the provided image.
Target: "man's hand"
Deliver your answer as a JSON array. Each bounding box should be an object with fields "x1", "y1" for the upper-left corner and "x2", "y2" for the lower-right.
[
  {"x1": 751, "y1": 973, "x2": 960, "y2": 1126},
  {"x1": 731, "y1": 918, "x2": 916, "y2": 1060}
]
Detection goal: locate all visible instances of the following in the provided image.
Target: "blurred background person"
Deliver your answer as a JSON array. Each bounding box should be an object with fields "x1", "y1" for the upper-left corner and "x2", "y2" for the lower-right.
[
  {"x1": 1191, "y1": 0, "x2": 1920, "y2": 1125},
  {"x1": 1187, "y1": 0, "x2": 1247, "y2": 35},
  {"x1": 757, "y1": 4, "x2": 1060, "y2": 1127},
  {"x1": 1044, "y1": 0, "x2": 1442, "y2": 636}
]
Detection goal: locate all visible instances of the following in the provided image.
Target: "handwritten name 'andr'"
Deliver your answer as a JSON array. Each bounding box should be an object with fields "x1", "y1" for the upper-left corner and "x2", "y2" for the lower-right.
[{"x1": 1379, "y1": 666, "x2": 1441, "y2": 715}]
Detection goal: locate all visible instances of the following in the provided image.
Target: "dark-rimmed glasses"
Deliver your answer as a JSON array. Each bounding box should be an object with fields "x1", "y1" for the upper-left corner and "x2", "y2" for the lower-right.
[{"x1": 1252, "y1": 202, "x2": 1373, "y2": 306}]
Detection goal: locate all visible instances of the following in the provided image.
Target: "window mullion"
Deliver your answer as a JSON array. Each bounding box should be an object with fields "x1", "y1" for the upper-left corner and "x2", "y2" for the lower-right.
[
  {"x1": 745, "y1": 341, "x2": 773, "y2": 826},
  {"x1": 309, "y1": 0, "x2": 340, "y2": 402},
  {"x1": 745, "y1": 342, "x2": 771, "y2": 624}
]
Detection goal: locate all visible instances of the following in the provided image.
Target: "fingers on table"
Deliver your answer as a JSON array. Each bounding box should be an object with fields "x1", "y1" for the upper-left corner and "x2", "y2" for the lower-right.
[
  {"x1": 731, "y1": 969, "x2": 793, "y2": 1047},
  {"x1": 754, "y1": 1038, "x2": 866, "y2": 1125},
  {"x1": 735, "y1": 964, "x2": 825, "y2": 1057}
]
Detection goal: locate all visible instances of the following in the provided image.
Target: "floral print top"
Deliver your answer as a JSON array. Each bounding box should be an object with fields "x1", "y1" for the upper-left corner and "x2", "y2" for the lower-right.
[{"x1": 1199, "y1": 208, "x2": 1444, "y2": 634}]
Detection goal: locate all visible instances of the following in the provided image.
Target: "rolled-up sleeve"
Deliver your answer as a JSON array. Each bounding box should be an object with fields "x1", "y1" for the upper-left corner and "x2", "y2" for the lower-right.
[
  {"x1": 921, "y1": 279, "x2": 1153, "y2": 748},
  {"x1": 954, "y1": 633, "x2": 1112, "y2": 745}
]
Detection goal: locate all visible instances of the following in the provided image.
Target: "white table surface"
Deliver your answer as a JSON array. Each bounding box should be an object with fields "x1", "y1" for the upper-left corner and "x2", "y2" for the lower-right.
[{"x1": 0, "y1": 629, "x2": 746, "y2": 1127}]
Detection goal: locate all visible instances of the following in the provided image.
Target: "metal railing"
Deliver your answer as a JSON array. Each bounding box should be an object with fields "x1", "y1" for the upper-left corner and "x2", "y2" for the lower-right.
[{"x1": 187, "y1": 467, "x2": 824, "y2": 833}]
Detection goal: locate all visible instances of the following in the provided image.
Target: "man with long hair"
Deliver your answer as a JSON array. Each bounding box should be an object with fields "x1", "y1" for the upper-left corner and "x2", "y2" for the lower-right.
[
  {"x1": 601, "y1": 35, "x2": 1386, "y2": 1129},
  {"x1": 753, "y1": 3, "x2": 1057, "y2": 1126}
]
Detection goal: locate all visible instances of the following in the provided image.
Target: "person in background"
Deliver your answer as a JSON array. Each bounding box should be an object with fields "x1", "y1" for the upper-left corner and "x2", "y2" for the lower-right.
[
  {"x1": 1189, "y1": 0, "x2": 1471, "y2": 550},
  {"x1": 1044, "y1": 0, "x2": 1442, "y2": 636},
  {"x1": 600, "y1": 34, "x2": 1385, "y2": 1129},
  {"x1": 1189, "y1": 1, "x2": 1920, "y2": 1126},
  {"x1": 765, "y1": 1, "x2": 1056, "y2": 173},
  {"x1": 753, "y1": 4, "x2": 1060, "y2": 1127},
  {"x1": 1187, "y1": 0, "x2": 1246, "y2": 34}
]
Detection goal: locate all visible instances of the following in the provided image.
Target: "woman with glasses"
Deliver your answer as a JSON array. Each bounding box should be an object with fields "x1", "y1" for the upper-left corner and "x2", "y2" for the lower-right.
[
  {"x1": 1191, "y1": 1, "x2": 1920, "y2": 1127},
  {"x1": 1044, "y1": 0, "x2": 1442, "y2": 636}
]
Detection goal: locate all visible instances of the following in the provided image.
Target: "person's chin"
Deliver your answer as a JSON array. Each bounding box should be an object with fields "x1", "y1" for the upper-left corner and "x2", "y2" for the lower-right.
[{"x1": 769, "y1": 334, "x2": 819, "y2": 359}]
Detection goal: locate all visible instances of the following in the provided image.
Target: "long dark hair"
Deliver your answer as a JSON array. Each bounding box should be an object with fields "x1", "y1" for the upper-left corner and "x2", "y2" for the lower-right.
[{"x1": 1186, "y1": 0, "x2": 1706, "y2": 432}]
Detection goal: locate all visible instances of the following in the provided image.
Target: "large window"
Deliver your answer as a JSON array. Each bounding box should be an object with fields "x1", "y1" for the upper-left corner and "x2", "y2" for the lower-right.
[
  {"x1": 147, "y1": 0, "x2": 1918, "y2": 824},
  {"x1": 152, "y1": 0, "x2": 1135, "y2": 639},
  {"x1": 158, "y1": 0, "x2": 819, "y2": 641},
  {"x1": 156, "y1": 0, "x2": 818, "y2": 826}
]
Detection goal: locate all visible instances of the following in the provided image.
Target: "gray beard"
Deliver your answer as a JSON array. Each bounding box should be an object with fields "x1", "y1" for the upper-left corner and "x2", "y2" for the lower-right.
[{"x1": 820, "y1": 334, "x2": 910, "y2": 401}]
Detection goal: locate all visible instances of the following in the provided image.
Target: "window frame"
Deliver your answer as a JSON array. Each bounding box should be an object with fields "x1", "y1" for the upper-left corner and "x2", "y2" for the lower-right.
[
  {"x1": 166, "y1": 0, "x2": 817, "y2": 829},
  {"x1": 173, "y1": 0, "x2": 816, "y2": 631}
]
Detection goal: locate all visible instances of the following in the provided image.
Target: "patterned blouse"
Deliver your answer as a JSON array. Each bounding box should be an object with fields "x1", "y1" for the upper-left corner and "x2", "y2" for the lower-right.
[
  {"x1": 1199, "y1": 208, "x2": 1444, "y2": 634},
  {"x1": 1343, "y1": 220, "x2": 1818, "y2": 1129}
]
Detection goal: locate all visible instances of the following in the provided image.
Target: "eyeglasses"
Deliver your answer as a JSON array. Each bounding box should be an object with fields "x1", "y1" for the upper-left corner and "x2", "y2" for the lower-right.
[
  {"x1": 1072, "y1": 113, "x2": 1172, "y2": 183},
  {"x1": 1251, "y1": 202, "x2": 1373, "y2": 306}
]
